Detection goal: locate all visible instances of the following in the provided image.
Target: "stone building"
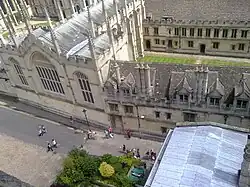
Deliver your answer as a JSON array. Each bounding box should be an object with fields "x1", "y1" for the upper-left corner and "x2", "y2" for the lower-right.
[
  {"x1": 0, "y1": 0, "x2": 145, "y2": 128},
  {"x1": 143, "y1": 0, "x2": 250, "y2": 58},
  {"x1": 104, "y1": 61, "x2": 250, "y2": 133},
  {"x1": 0, "y1": 0, "x2": 32, "y2": 31}
]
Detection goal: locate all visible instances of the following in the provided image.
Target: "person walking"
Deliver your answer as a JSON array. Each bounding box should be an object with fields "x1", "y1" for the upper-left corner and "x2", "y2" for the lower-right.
[{"x1": 47, "y1": 143, "x2": 53, "y2": 152}]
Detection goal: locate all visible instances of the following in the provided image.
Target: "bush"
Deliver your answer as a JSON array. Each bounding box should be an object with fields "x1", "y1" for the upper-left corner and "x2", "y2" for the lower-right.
[
  {"x1": 56, "y1": 149, "x2": 100, "y2": 186},
  {"x1": 99, "y1": 162, "x2": 115, "y2": 178},
  {"x1": 119, "y1": 155, "x2": 142, "y2": 167}
]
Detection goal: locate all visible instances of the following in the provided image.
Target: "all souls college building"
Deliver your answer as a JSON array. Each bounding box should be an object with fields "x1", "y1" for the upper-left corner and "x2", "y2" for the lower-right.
[
  {"x1": 0, "y1": 0, "x2": 250, "y2": 135},
  {"x1": 143, "y1": 0, "x2": 250, "y2": 58}
]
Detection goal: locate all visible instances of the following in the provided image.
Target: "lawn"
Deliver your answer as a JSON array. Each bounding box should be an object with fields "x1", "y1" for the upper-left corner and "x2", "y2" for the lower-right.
[{"x1": 138, "y1": 55, "x2": 250, "y2": 67}]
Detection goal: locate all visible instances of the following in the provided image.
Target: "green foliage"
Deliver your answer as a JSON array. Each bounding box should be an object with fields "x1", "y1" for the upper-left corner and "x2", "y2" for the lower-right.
[
  {"x1": 119, "y1": 155, "x2": 142, "y2": 167},
  {"x1": 99, "y1": 162, "x2": 115, "y2": 178},
  {"x1": 56, "y1": 149, "x2": 100, "y2": 187},
  {"x1": 113, "y1": 174, "x2": 134, "y2": 187}
]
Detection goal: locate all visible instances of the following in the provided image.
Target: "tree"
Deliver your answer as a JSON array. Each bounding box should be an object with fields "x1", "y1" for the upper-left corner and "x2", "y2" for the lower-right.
[
  {"x1": 99, "y1": 162, "x2": 115, "y2": 178},
  {"x1": 56, "y1": 149, "x2": 100, "y2": 186}
]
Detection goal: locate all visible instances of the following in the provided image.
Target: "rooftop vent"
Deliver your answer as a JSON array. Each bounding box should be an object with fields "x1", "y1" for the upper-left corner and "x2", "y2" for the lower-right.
[{"x1": 161, "y1": 15, "x2": 174, "y2": 22}]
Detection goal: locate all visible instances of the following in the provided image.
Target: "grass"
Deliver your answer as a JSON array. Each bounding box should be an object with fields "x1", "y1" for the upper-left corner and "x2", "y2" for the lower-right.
[{"x1": 138, "y1": 55, "x2": 250, "y2": 67}]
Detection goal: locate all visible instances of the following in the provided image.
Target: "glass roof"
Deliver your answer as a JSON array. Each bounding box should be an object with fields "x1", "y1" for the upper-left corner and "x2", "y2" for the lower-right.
[{"x1": 149, "y1": 125, "x2": 247, "y2": 187}]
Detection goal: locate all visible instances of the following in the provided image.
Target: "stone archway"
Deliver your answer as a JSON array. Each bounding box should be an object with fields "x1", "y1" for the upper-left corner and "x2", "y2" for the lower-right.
[{"x1": 146, "y1": 40, "x2": 151, "y2": 50}]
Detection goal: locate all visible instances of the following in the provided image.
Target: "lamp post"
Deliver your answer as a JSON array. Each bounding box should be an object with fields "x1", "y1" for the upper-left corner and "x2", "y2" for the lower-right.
[{"x1": 82, "y1": 108, "x2": 90, "y2": 128}]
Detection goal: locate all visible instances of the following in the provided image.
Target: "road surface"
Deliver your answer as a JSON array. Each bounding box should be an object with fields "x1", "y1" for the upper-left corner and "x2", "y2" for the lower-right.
[{"x1": 0, "y1": 104, "x2": 162, "y2": 186}]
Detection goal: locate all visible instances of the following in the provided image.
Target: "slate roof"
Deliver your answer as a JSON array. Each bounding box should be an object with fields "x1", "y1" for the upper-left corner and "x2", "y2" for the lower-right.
[
  {"x1": 38, "y1": 0, "x2": 129, "y2": 58},
  {"x1": 146, "y1": 125, "x2": 247, "y2": 187},
  {"x1": 145, "y1": 0, "x2": 250, "y2": 21},
  {"x1": 107, "y1": 61, "x2": 250, "y2": 100}
]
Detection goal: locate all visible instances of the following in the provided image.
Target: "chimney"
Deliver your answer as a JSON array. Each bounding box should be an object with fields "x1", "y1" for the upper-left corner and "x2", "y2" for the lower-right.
[
  {"x1": 144, "y1": 64, "x2": 151, "y2": 95},
  {"x1": 135, "y1": 64, "x2": 141, "y2": 94},
  {"x1": 87, "y1": 6, "x2": 95, "y2": 38},
  {"x1": 194, "y1": 66, "x2": 208, "y2": 104},
  {"x1": 140, "y1": 63, "x2": 146, "y2": 94},
  {"x1": 114, "y1": 62, "x2": 121, "y2": 85},
  {"x1": 239, "y1": 135, "x2": 250, "y2": 187}
]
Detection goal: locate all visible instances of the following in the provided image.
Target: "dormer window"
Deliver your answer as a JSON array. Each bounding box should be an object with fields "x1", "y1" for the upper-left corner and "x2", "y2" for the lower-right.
[
  {"x1": 236, "y1": 100, "x2": 248, "y2": 109},
  {"x1": 210, "y1": 97, "x2": 220, "y2": 106},
  {"x1": 180, "y1": 94, "x2": 188, "y2": 103}
]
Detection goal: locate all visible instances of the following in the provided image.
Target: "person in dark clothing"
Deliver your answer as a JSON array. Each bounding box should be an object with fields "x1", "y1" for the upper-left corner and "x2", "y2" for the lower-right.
[
  {"x1": 122, "y1": 144, "x2": 126, "y2": 152},
  {"x1": 47, "y1": 143, "x2": 53, "y2": 152}
]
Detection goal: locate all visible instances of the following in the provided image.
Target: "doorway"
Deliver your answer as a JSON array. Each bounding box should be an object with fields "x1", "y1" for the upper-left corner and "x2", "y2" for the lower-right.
[
  {"x1": 200, "y1": 44, "x2": 206, "y2": 53},
  {"x1": 168, "y1": 40, "x2": 173, "y2": 48},
  {"x1": 145, "y1": 40, "x2": 151, "y2": 50}
]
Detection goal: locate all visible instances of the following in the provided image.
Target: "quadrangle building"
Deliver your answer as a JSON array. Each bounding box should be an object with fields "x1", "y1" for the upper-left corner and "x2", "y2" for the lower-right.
[{"x1": 143, "y1": 0, "x2": 250, "y2": 58}]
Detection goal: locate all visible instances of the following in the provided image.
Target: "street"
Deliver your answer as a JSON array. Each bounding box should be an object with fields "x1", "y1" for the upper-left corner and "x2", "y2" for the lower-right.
[{"x1": 0, "y1": 104, "x2": 162, "y2": 186}]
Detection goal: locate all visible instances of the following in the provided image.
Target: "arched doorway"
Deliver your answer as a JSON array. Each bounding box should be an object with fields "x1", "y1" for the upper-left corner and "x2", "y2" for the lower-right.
[{"x1": 146, "y1": 40, "x2": 151, "y2": 50}]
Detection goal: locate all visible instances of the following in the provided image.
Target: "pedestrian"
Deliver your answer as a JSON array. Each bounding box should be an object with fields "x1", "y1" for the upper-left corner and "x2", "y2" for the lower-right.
[
  {"x1": 38, "y1": 128, "x2": 43, "y2": 136},
  {"x1": 70, "y1": 116, "x2": 74, "y2": 124},
  {"x1": 47, "y1": 143, "x2": 53, "y2": 152},
  {"x1": 127, "y1": 129, "x2": 131, "y2": 139},
  {"x1": 108, "y1": 126, "x2": 113, "y2": 134},
  {"x1": 122, "y1": 144, "x2": 126, "y2": 152},
  {"x1": 143, "y1": 162, "x2": 147, "y2": 169},
  {"x1": 87, "y1": 129, "x2": 92, "y2": 139},
  {"x1": 136, "y1": 148, "x2": 140, "y2": 159}
]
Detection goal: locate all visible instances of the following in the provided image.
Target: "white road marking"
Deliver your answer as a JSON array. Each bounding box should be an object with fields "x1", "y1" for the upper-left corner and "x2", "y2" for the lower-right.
[{"x1": 67, "y1": 127, "x2": 74, "y2": 130}]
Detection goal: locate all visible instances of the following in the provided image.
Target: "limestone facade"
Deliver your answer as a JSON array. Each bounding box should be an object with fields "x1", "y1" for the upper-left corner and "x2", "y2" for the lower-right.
[
  {"x1": 104, "y1": 61, "x2": 250, "y2": 133},
  {"x1": 143, "y1": 19, "x2": 250, "y2": 58},
  {"x1": 0, "y1": 0, "x2": 145, "y2": 128}
]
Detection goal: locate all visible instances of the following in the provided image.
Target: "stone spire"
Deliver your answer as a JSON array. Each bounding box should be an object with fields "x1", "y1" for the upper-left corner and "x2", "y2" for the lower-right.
[
  {"x1": 3, "y1": 0, "x2": 18, "y2": 26},
  {"x1": 113, "y1": 0, "x2": 119, "y2": 23},
  {"x1": 102, "y1": 0, "x2": 116, "y2": 60},
  {"x1": 56, "y1": 0, "x2": 65, "y2": 23},
  {"x1": 44, "y1": 6, "x2": 61, "y2": 57},
  {"x1": 114, "y1": 62, "x2": 121, "y2": 85},
  {"x1": 69, "y1": 0, "x2": 75, "y2": 16},
  {"x1": 19, "y1": 0, "x2": 32, "y2": 34},
  {"x1": 144, "y1": 64, "x2": 151, "y2": 95},
  {"x1": 0, "y1": 6, "x2": 17, "y2": 47},
  {"x1": 87, "y1": 33, "x2": 96, "y2": 63},
  {"x1": 87, "y1": 6, "x2": 95, "y2": 38}
]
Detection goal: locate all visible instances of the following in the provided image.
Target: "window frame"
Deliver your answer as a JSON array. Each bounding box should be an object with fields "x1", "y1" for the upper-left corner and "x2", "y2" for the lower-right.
[
  {"x1": 212, "y1": 42, "x2": 219, "y2": 49},
  {"x1": 222, "y1": 29, "x2": 228, "y2": 38},
  {"x1": 36, "y1": 65, "x2": 65, "y2": 95},
  {"x1": 189, "y1": 28, "x2": 194, "y2": 37},
  {"x1": 182, "y1": 28, "x2": 186, "y2": 36},
  {"x1": 236, "y1": 99, "x2": 248, "y2": 109},
  {"x1": 155, "y1": 111, "x2": 160, "y2": 118},
  {"x1": 124, "y1": 105, "x2": 133, "y2": 114},
  {"x1": 238, "y1": 43, "x2": 245, "y2": 51},
  {"x1": 154, "y1": 39, "x2": 160, "y2": 44},
  {"x1": 197, "y1": 28, "x2": 203, "y2": 37},
  {"x1": 241, "y1": 30, "x2": 248, "y2": 38},
  {"x1": 231, "y1": 29, "x2": 237, "y2": 38},
  {"x1": 188, "y1": 41, "x2": 194, "y2": 48},
  {"x1": 109, "y1": 103, "x2": 119, "y2": 111},
  {"x1": 13, "y1": 62, "x2": 29, "y2": 86},
  {"x1": 209, "y1": 97, "x2": 220, "y2": 106},
  {"x1": 179, "y1": 94, "x2": 189, "y2": 103},
  {"x1": 205, "y1": 28, "x2": 211, "y2": 37},
  {"x1": 153, "y1": 27, "x2": 159, "y2": 35},
  {"x1": 213, "y1": 28, "x2": 219, "y2": 38},
  {"x1": 144, "y1": 27, "x2": 149, "y2": 35},
  {"x1": 76, "y1": 72, "x2": 95, "y2": 103}
]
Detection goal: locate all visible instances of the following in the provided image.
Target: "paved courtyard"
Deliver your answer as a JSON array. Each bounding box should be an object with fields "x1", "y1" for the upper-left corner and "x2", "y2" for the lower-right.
[{"x1": 0, "y1": 103, "x2": 162, "y2": 187}]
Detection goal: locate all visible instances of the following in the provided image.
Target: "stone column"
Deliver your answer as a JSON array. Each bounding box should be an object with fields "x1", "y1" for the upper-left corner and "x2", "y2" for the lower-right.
[
  {"x1": 140, "y1": 63, "x2": 145, "y2": 94},
  {"x1": 68, "y1": 0, "x2": 75, "y2": 15},
  {"x1": 56, "y1": 0, "x2": 65, "y2": 23},
  {"x1": 114, "y1": 62, "x2": 121, "y2": 85},
  {"x1": 135, "y1": 64, "x2": 141, "y2": 94},
  {"x1": 4, "y1": 0, "x2": 18, "y2": 26},
  {"x1": 144, "y1": 64, "x2": 151, "y2": 95}
]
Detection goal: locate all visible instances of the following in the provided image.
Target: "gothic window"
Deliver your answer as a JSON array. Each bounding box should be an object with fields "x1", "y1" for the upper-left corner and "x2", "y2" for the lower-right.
[
  {"x1": 36, "y1": 66, "x2": 64, "y2": 94},
  {"x1": 13, "y1": 62, "x2": 29, "y2": 86},
  {"x1": 206, "y1": 29, "x2": 211, "y2": 37},
  {"x1": 231, "y1": 29, "x2": 237, "y2": 38},
  {"x1": 76, "y1": 72, "x2": 94, "y2": 103},
  {"x1": 236, "y1": 100, "x2": 248, "y2": 109}
]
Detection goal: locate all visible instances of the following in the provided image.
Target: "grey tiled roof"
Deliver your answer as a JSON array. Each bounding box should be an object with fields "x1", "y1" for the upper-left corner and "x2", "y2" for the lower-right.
[
  {"x1": 149, "y1": 125, "x2": 247, "y2": 187},
  {"x1": 108, "y1": 61, "x2": 250, "y2": 100},
  {"x1": 145, "y1": 0, "x2": 250, "y2": 21},
  {"x1": 38, "y1": 0, "x2": 129, "y2": 58}
]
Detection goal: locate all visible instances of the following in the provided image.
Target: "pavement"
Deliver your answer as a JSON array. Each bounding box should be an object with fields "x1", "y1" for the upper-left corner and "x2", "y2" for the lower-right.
[{"x1": 0, "y1": 101, "x2": 162, "y2": 187}]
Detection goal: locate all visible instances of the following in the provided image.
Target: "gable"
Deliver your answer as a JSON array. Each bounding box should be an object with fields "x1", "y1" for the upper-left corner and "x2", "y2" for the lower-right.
[
  {"x1": 208, "y1": 90, "x2": 222, "y2": 98},
  {"x1": 177, "y1": 87, "x2": 189, "y2": 94},
  {"x1": 236, "y1": 91, "x2": 250, "y2": 99}
]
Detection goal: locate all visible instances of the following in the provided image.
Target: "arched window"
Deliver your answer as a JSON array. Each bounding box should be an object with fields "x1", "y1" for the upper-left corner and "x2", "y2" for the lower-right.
[
  {"x1": 31, "y1": 52, "x2": 64, "y2": 94},
  {"x1": 76, "y1": 72, "x2": 94, "y2": 103},
  {"x1": 36, "y1": 65, "x2": 65, "y2": 94},
  {"x1": 9, "y1": 58, "x2": 29, "y2": 86}
]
